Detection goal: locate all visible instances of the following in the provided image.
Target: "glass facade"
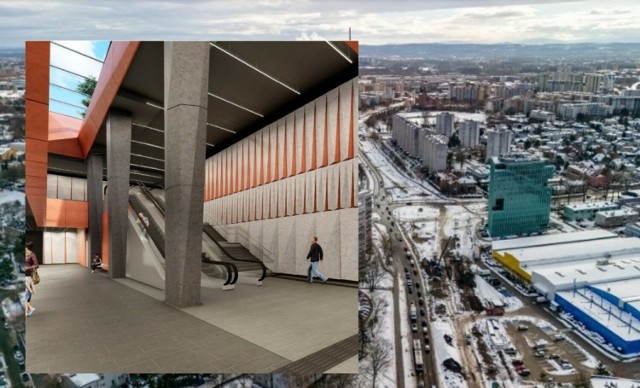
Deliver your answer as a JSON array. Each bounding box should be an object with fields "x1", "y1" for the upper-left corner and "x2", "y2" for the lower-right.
[{"x1": 488, "y1": 156, "x2": 554, "y2": 238}]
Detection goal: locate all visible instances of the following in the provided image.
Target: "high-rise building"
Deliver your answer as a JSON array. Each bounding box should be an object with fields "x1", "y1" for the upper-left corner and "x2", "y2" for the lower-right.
[
  {"x1": 485, "y1": 128, "x2": 513, "y2": 161},
  {"x1": 421, "y1": 134, "x2": 448, "y2": 173},
  {"x1": 458, "y1": 120, "x2": 480, "y2": 149},
  {"x1": 488, "y1": 154, "x2": 554, "y2": 238},
  {"x1": 436, "y1": 112, "x2": 455, "y2": 137}
]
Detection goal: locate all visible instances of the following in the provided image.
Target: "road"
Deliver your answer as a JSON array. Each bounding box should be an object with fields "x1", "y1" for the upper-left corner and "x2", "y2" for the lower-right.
[{"x1": 361, "y1": 142, "x2": 439, "y2": 387}]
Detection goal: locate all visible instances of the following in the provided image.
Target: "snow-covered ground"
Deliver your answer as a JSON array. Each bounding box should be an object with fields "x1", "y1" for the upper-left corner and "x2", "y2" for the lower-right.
[
  {"x1": 0, "y1": 190, "x2": 24, "y2": 204},
  {"x1": 371, "y1": 289, "x2": 397, "y2": 388},
  {"x1": 474, "y1": 275, "x2": 523, "y2": 312},
  {"x1": 393, "y1": 206, "x2": 440, "y2": 221},
  {"x1": 431, "y1": 318, "x2": 468, "y2": 388}
]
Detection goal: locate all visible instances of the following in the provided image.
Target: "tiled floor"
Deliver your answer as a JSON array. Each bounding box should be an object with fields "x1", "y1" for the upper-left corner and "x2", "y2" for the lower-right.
[{"x1": 26, "y1": 265, "x2": 357, "y2": 374}]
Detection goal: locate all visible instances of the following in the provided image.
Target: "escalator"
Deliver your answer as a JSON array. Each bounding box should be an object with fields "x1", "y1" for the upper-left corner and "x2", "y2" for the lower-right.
[
  {"x1": 141, "y1": 184, "x2": 268, "y2": 283},
  {"x1": 128, "y1": 184, "x2": 237, "y2": 287}
]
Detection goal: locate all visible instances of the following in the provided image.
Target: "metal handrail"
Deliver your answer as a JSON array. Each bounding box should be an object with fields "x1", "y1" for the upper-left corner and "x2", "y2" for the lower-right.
[
  {"x1": 135, "y1": 183, "x2": 235, "y2": 284},
  {"x1": 203, "y1": 224, "x2": 267, "y2": 282},
  {"x1": 202, "y1": 253, "x2": 237, "y2": 285}
]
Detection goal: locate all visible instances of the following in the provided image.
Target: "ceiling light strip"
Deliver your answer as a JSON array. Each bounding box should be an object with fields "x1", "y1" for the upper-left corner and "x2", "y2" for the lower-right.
[
  {"x1": 325, "y1": 41, "x2": 353, "y2": 64},
  {"x1": 145, "y1": 101, "x2": 164, "y2": 110},
  {"x1": 206, "y1": 123, "x2": 236, "y2": 134},
  {"x1": 206, "y1": 143, "x2": 215, "y2": 148},
  {"x1": 130, "y1": 170, "x2": 163, "y2": 179},
  {"x1": 131, "y1": 139, "x2": 164, "y2": 150},
  {"x1": 132, "y1": 122, "x2": 164, "y2": 133},
  {"x1": 208, "y1": 93, "x2": 264, "y2": 117},
  {"x1": 131, "y1": 153, "x2": 164, "y2": 162},
  {"x1": 210, "y1": 43, "x2": 300, "y2": 95},
  {"x1": 130, "y1": 163, "x2": 164, "y2": 172}
]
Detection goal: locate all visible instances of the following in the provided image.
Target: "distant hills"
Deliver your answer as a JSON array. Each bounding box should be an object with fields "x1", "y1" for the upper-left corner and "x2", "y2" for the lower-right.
[{"x1": 360, "y1": 42, "x2": 640, "y2": 60}]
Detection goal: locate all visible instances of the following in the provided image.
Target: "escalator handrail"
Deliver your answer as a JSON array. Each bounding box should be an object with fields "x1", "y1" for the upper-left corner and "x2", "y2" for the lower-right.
[
  {"x1": 137, "y1": 182, "x2": 265, "y2": 282},
  {"x1": 201, "y1": 255, "x2": 238, "y2": 285},
  {"x1": 203, "y1": 223, "x2": 267, "y2": 282},
  {"x1": 132, "y1": 185, "x2": 236, "y2": 285}
]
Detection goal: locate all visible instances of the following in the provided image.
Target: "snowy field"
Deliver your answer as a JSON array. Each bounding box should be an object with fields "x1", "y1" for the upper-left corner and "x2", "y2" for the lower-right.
[
  {"x1": 432, "y1": 318, "x2": 468, "y2": 388},
  {"x1": 392, "y1": 206, "x2": 440, "y2": 221},
  {"x1": 0, "y1": 190, "x2": 24, "y2": 204}
]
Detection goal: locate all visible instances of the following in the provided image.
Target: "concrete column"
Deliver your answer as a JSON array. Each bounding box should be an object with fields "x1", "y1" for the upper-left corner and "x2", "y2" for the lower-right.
[
  {"x1": 86, "y1": 152, "x2": 104, "y2": 263},
  {"x1": 164, "y1": 41, "x2": 209, "y2": 307},
  {"x1": 106, "y1": 110, "x2": 132, "y2": 278}
]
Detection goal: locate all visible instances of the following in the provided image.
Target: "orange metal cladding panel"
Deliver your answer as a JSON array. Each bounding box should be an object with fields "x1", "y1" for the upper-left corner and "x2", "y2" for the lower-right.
[
  {"x1": 78, "y1": 41, "x2": 140, "y2": 157},
  {"x1": 44, "y1": 199, "x2": 88, "y2": 228},
  {"x1": 48, "y1": 111, "x2": 82, "y2": 140},
  {"x1": 345, "y1": 41, "x2": 359, "y2": 54},
  {"x1": 48, "y1": 138, "x2": 84, "y2": 159},
  {"x1": 25, "y1": 42, "x2": 50, "y2": 104},
  {"x1": 64, "y1": 200, "x2": 89, "y2": 228},
  {"x1": 101, "y1": 212, "x2": 109, "y2": 267},
  {"x1": 26, "y1": 100, "x2": 49, "y2": 142}
]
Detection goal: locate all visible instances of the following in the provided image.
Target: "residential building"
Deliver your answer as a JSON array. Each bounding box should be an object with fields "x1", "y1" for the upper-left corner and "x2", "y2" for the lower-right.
[
  {"x1": 435, "y1": 112, "x2": 454, "y2": 138},
  {"x1": 485, "y1": 128, "x2": 513, "y2": 162},
  {"x1": 563, "y1": 201, "x2": 619, "y2": 221},
  {"x1": 458, "y1": 120, "x2": 480, "y2": 148},
  {"x1": 595, "y1": 209, "x2": 639, "y2": 228},
  {"x1": 488, "y1": 154, "x2": 554, "y2": 238},
  {"x1": 421, "y1": 134, "x2": 448, "y2": 173}
]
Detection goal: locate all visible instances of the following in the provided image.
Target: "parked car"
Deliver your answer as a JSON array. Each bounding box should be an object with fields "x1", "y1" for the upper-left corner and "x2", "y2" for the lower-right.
[
  {"x1": 418, "y1": 299, "x2": 424, "y2": 306},
  {"x1": 420, "y1": 309, "x2": 426, "y2": 317},
  {"x1": 548, "y1": 353, "x2": 560, "y2": 360},
  {"x1": 21, "y1": 373, "x2": 35, "y2": 388},
  {"x1": 517, "y1": 325, "x2": 529, "y2": 332},
  {"x1": 518, "y1": 369, "x2": 531, "y2": 377},
  {"x1": 14, "y1": 350, "x2": 24, "y2": 366},
  {"x1": 534, "y1": 350, "x2": 545, "y2": 358}
]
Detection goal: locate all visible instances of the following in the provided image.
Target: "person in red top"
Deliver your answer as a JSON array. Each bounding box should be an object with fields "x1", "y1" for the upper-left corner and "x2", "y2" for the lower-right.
[
  {"x1": 25, "y1": 241, "x2": 39, "y2": 277},
  {"x1": 25, "y1": 241, "x2": 39, "y2": 316}
]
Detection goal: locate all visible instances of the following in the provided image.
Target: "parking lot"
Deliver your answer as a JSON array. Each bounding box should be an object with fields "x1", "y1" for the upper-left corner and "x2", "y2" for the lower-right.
[{"x1": 504, "y1": 319, "x2": 593, "y2": 384}]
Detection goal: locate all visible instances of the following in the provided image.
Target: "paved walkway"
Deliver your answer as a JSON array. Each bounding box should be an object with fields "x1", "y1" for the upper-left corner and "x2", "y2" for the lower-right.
[{"x1": 26, "y1": 265, "x2": 357, "y2": 373}]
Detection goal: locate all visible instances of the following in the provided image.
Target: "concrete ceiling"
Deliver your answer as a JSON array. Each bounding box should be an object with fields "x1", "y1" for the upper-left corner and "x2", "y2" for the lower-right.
[{"x1": 49, "y1": 41, "x2": 358, "y2": 186}]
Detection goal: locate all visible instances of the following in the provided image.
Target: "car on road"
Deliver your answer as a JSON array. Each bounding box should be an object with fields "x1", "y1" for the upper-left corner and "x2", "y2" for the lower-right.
[
  {"x1": 415, "y1": 282, "x2": 420, "y2": 289},
  {"x1": 422, "y1": 326, "x2": 428, "y2": 335},
  {"x1": 517, "y1": 325, "x2": 529, "y2": 331},
  {"x1": 412, "y1": 323, "x2": 418, "y2": 333},
  {"x1": 406, "y1": 272, "x2": 411, "y2": 280},
  {"x1": 511, "y1": 359, "x2": 524, "y2": 366},
  {"x1": 420, "y1": 309, "x2": 425, "y2": 316},
  {"x1": 424, "y1": 344, "x2": 430, "y2": 352},
  {"x1": 417, "y1": 291, "x2": 422, "y2": 297},
  {"x1": 14, "y1": 349, "x2": 24, "y2": 366},
  {"x1": 418, "y1": 298, "x2": 424, "y2": 306},
  {"x1": 413, "y1": 269, "x2": 418, "y2": 275},
  {"x1": 404, "y1": 267, "x2": 409, "y2": 273},
  {"x1": 408, "y1": 286, "x2": 413, "y2": 294}
]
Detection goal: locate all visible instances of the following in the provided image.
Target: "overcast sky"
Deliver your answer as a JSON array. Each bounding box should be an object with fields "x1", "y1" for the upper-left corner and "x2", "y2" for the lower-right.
[{"x1": 2, "y1": 0, "x2": 639, "y2": 47}]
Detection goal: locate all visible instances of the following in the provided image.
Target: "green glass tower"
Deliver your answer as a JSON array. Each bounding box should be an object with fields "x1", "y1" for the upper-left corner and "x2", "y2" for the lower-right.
[{"x1": 488, "y1": 155, "x2": 554, "y2": 238}]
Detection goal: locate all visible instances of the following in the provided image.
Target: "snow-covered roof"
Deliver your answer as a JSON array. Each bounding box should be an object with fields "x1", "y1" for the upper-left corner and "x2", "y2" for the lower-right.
[
  {"x1": 492, "y1": 229, "x2": 616, "y2": 251},
  {"x1": 532, "y1": 254, "x2": 640, "y2": 289},
  {"x1": 592, "y1": 278, "x2": 640, "y2": 304},
  {"x1": 596, "y1": 209, "x2": 639, "y2": 218},
  {"x1": 590, "y1": 376, "x2": 640, "y2": 388},
  {"x1": 508, "y1": 237, "x2": 640, "y2": 267},
  {"x1": 557, "y1": 288, "x2": 640, "y2": 341},
  {"x1": 67, "y1": 373, "x2": 100, "y2": 387},
  {"x1": 565, "y1": 201, "x2": 619, "y2": 212}
]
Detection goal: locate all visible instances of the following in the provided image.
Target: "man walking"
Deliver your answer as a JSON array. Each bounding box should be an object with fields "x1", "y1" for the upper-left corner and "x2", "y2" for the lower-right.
[{"x1": 306, "y1": 236, "x2": 328, "y2": 284}]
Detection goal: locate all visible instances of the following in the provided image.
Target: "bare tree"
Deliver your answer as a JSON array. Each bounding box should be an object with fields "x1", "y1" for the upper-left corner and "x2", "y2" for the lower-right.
[
  {"x1": 363, "y1": 258, "x2": 386, "y2": 292},
  {"x1": 369, "y1": 338, "x2": 393, "y2": 388}
]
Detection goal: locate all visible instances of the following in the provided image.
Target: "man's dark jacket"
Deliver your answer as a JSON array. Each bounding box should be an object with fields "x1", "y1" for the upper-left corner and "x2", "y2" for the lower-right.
[{"x1": 307, "y1": 243, "x2": 323, "y2": 262}]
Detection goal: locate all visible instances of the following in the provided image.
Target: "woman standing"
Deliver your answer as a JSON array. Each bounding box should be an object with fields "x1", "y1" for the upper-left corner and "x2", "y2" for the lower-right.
[{"x1": 25, "y1": 241, "x2": 39, "y2": 315}]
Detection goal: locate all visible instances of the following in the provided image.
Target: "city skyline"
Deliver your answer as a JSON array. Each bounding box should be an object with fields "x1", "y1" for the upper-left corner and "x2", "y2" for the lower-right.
[{"x1": 0, "y1": 0, "x2": 638, "y2": 47}]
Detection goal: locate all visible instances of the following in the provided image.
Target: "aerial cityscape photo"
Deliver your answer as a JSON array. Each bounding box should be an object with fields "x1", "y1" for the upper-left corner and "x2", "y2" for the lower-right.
[{"x1": 2, "y1": 0, "x2": 640, "y2": 387}]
